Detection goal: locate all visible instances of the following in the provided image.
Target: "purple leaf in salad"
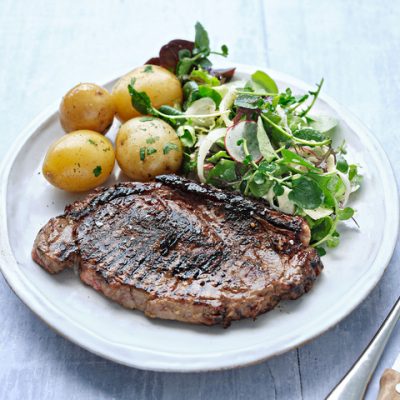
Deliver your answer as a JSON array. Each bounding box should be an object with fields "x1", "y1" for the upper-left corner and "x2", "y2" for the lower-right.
[
  {"x1": 146, "y1": 39, "x2": 194, "y2": 71},
  {"x1": 210, "y1": 67, "x2": 236, "y2": 83}
]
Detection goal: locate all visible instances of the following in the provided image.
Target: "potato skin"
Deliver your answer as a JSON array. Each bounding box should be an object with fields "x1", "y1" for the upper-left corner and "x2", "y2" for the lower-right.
[
  {"x1": 59, "y1": 83, "x2": 115, "y2": 134},
  {"x1": 116, "y1": 117, "x2": 183, "y2": 181},
  {"x1": 42, "y1": 130, "x2": 115, "y2": 192},
  {"x1": 112, "y1": 65, "x2": 183, "y2": 122}
]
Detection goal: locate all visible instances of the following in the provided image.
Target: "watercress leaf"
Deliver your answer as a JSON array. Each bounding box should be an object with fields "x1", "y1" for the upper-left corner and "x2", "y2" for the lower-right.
[
  {"x1": 198, "y1": 86, "x2": 222, "y2": 106},
  {"x1": 258, "y1": 161, "x2": 278, "y2": 174},
  {"x1": 307, "y1": 174, "x2": 336, "y2": 209},
  {"x1": 253, "y1": 171, "x2": 266, "y2": 185},
  {"x1": 349, "y1": 164, "x2": 358, "y2": 180},
  {"x1": 336, "y1": 154, "x2": 349, "y2": 173},
  {"x1": 329, "y1": 174, "x2": 346, "y2": 200},
  {"x1": 338, "y1": 207, "x2": 354, "y2": 220},
  {"x1": 280, "y1": 149, "x2": 322, "y2": 172},
  {"x1": 316, "y1": 246, "x2": 327, "y2": 257},
  {"x1": 327, "y1": 235, "x2": 340, "y2": 248},
  {"x1": 348, "y1": 164, "x2": 363, "y2": 192},
  {"x1": 288, "y1": 176, "x2": 325, "y2": 209},
  {"x1": 249, "y1": 177, "x2": 273, "y2": 198},
  {"x1": 251, "y1": 70, "x2": 278, "y2": 94},
  {"x1": 293, "y1": 128, "x2": 327, "y2": 142},
  {"x1": 256, "y1": 117, "x2": 276, "y2": 162},
  {"x1": 234, "y1": 94, "x2": 263, "y2": 110},
  {"x1": 176, "y1": 58, "x2": 194, "y2": 78},
  {"x1": 273, "y1": 183, "x2": 284, "y2": 196},
  {"x1": 221, "y1": 44, "x2": 228, "y2": 56},
  {"x1": 244, "y1": 79, "x2": 267, "y2": 95},
  {"x1": 239, "y1": 179, "x2": 248, "y2": 194},
  {"x1": 128, "y1": 81, "x2": 155, "y2": 115},
  {"x1": 177, "y1": 126, "x2": 197, "y2": 148},
  {"x1": 311, "y1": 216, "x2": 333, "y2": 243},
  {"x1": 197, "y1": 58, "x2": 213, "y2": 70},
  {"x1": 351, "y1": 174, "x2": 363, "y2": 192},
  {"x1": 243, "y1": 154, "x2": 253, "y2": 165},
  {"x1": 178, "y1": 49, "x2": 192, "y2": 60},
  {"x1": 278, "y1": 88, "x2": 296, "y2": 106},
  {"x1": 304, "y1": 215, "x2": 315, "y2": 228},
  {"x1": 183, "y1": 81, "x2": 199, "y2": 109},
  {"x1": 194, "y1": 22, "x2": 210, "y2": 52},
  {"x1": 206, "y1": 159, "x2": 237, "y2": 185},
  {"x1": 183, "y1": 81, "x2": 199, "y2": 99},
  {"x1": 182, "y1": 152, "x2": 197, "y2": 174}
]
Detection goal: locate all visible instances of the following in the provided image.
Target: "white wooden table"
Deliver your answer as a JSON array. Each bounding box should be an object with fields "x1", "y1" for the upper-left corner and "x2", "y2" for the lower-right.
[{"x1": 0, "y1": 1, "x2": 399, "y2": 399}]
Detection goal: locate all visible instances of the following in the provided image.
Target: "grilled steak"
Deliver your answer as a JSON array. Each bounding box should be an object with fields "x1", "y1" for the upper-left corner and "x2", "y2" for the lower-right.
[{"x1": 32, "y1": 174, "x2": 323, "y2": 326}]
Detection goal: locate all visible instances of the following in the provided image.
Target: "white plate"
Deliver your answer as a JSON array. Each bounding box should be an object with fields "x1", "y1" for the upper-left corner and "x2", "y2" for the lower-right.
[{"x1": 0, "y1": 65, "x2": 398, "y2": 372}]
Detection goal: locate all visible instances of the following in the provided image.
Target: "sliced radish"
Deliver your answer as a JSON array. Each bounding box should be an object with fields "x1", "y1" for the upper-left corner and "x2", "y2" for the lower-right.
[
  {"x1": 197, "y1": 128, "x2": 226, "y2": 183},
  {"x1": 225, "y1": 120, "x2": 262, "y2": 163}
]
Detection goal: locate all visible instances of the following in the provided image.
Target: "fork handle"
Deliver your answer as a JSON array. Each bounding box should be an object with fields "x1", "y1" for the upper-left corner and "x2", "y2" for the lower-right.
[
  {"x1": 326, "y1": 297, "x2": 400, "y2": 400},
  {"x1": 377, "y1": 369, "x2": 400, "y2": 400}
]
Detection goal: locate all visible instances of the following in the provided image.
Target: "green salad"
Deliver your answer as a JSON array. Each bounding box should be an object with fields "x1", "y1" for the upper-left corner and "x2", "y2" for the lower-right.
[{"x1": 129, "y1": 22, "x2": 362, "y2": 255}]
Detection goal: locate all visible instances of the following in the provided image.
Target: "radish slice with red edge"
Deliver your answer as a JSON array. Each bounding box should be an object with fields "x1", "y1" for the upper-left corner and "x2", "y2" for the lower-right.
[{"x1": 225, "y1": 121, "x2": 262, "y2": 163}]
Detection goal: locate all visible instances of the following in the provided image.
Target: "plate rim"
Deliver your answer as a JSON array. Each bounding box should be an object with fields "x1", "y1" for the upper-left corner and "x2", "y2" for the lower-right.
[{"x1": 0, "y1": 64, "x2": 398, "y2": 372}]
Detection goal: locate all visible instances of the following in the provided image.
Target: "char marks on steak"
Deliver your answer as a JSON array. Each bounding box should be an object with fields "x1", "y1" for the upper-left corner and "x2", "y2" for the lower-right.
[{"x1": 32, "y1": 175, "x2": 323, "y2": 327}]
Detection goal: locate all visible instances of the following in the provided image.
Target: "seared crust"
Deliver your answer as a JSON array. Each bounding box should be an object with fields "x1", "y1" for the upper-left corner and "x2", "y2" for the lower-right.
[
  {"x1": 32, "y1": 217, "x2": 78, "y2": 274},
  {"x1": 32, "y1": 175, "x2": 323, "y2": 326}
]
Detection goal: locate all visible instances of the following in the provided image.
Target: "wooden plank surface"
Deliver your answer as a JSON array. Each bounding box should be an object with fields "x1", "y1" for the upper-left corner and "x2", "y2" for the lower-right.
[{"x1": 0, "y1": 1, "x2": 399, "y2": 399}]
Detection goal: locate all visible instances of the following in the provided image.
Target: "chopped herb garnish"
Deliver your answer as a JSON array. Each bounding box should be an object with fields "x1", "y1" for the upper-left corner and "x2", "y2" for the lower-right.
[
  {"x1": 88, "y1": 139, "x2": 98, "y2": 146},
  {"x1": 146, "y1": 147, "x2": 157, "y2": 155},
  {"x1": 139, "y1": 147, "x2": 146, "y2": 161},
  {"x1": 143, "y1": 65, "x2": 153, "y2": 73},
  {"x1": 140, "y1": 117, "x2": 155, "y2": 122},
  {"x1": 93, "y1": 165, "x2": 102, "y2": 177},
  {"x1": 146, "y1": 137, "x2": 157, "y2": 144},
  {"x1": 163, "y1": 142, "x2": 179, "y2": 154}
]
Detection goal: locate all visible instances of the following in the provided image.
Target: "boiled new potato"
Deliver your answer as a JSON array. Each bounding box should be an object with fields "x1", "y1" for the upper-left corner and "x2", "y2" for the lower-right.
[
  {"x1": 112, "y1": 65, "x2": 183, "y2": 122},
  {"x1": 43, "y1": 130, "x2": 115, "y2": 192},
  {"x1": 59, "y1": 83, "x2": 115, "y2": 134},
  {"x1": 116, "y1": 117, "x2": 182, "y2": 181}
]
